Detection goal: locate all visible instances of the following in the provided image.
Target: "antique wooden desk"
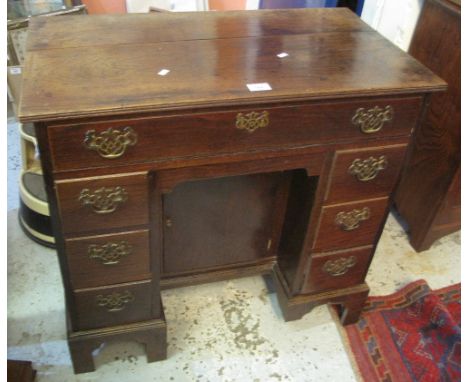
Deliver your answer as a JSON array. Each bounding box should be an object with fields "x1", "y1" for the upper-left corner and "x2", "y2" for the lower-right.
[{"x1": 19, "y1": 9, "x2": 445, "y2": 373}]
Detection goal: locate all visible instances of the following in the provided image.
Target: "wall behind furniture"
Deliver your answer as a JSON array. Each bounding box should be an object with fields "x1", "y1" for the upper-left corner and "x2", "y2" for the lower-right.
[
  {"x1": 126, "y1": 0, "x2": 171, "y2": 12},
  {"x1": 81, "y1": 0, "x2": 127, "y2": 13},
  {"x1": 126, "y1": 0, "x2": 260, "y2": 12},
  {"x1": 361, "y1": 0, "x2": 424, "y2": 51}
]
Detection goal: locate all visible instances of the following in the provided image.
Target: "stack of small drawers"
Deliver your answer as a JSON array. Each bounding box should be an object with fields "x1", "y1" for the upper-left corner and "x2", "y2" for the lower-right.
[
  {"x1": 55, "y1": 172, "x2": 155, "y2": 330},
  {"x1": 304, "y1": 143, "x2": 409, "y2": 293}
]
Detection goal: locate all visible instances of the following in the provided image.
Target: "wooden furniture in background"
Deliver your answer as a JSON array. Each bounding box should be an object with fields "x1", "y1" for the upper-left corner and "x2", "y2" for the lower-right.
[
  {"x1": 394, "y1": 0, "x2": 460, "y2": 252},
  {"x1": 18, "y1": 9, "x2": 444, "y2": 373}
]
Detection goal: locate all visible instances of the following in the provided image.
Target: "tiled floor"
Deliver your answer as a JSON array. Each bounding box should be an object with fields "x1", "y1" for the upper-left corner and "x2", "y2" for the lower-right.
[{"x1": 7, "y1": 107, "x2": 460, "y2": 382}]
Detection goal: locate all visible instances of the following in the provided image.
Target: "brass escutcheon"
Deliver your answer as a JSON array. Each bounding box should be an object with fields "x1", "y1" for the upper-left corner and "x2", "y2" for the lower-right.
[
  {"x1": 322, "y1": 256, "x2": 357, "y2": 276},
  {"x1": 78, "y1": 186, "x2": 128, "y2": 214},
  {"x1": 236, "y1": 111, "x2": 269, "y2": 133},
  {"x1": 88, "y1": 241, "x2": 132, "y2": 265},
  {"x1": 352, "y1": 105, "x2": 394, "y2": 133},
  {"x1": 348, "y1": 155, "x2": 388, "y2": 182},
  {"x1": 335, "y1": 207, "x2": 370, "y2": 231},
  {"x1": 84, "y1": 126, "x2": 137, "y2": 159},
  {"x1": 95, "y1": 290, "x2": 134, "y2": 312}
]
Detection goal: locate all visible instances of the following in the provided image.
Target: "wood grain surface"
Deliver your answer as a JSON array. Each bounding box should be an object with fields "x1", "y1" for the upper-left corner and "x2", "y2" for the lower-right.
[
  {"x1": 55, "y1": 172, "x2": 149, "y2": 235},
  {"x1": 25, "y1": 9, "x2": 371, "y2": 50},
  {"x1": 73, "y1": 280, "x2": 153, "y2": 330},
  {"x1": 66, "y1": 229, "x2": 151, "y2": 289},
  {"x1": 325, "y1": 143, "x2": 408, "y2": 203},
  {"x1": 302, "y1": 246, "x2": 373, "y2": 294},
  {"x1": 162, "y1": 172, "x2": 285, "y2": 276},
  {"x1": 313, "y1": 197, "x2": 389, "y2": 252},
  {"x1": 19, "y1": 10, "x2": 445, "y2": 122}
]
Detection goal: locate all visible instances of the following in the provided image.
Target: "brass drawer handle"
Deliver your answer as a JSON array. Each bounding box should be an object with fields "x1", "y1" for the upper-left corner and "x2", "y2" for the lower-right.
[
  {"x1": 88, "y1": 241, "x2": 132, "y2": 265},
  {"x1": 352, "y1": 105, "x2": 394, "y2": 133},
  {"x1": 335, "y1": 207, "x2": 370, "y2": 231},
  {"x1": 84, "y1": 127, "x2": 137, "y2": 159},
  {"x1": 236, "y1": 111, "x2": 269, "y2": 133},
  {"x1": 78, "y1": 186, "x2": 128, "y2": 214},
  {"x1": 348, "y1": 155, "x2": 388, "y2": 182},
  {"x1": 322, "y1": 256, "x2": 357, "y2": 276},
  {"x1": 96, "y1": 291, "x2": 134, "y2": 312}
]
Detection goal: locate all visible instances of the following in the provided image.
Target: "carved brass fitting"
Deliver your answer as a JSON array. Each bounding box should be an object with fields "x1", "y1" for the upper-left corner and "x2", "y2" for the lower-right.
[
  {"x1": 335, "y1": 207, "x2": 370, "y2": 231},
  {"x1": 96, "y1": 291, "x2": 134, "y2": 312},
  {"x1": 348, "y1": 155, "x2": 388, "y2": 182},
  {"x1": 78, "y1": 186, "x2": 128, "y2": 214},
  {"x1": 236, "y1": 111, "x2": 269, "y2": 133},
  {"x1": 322, "y1": 256, "x2": 357, "y2": 276},
  {"x1": 88, "y1": 241, "x2": 132, "y2": 265},
  {"x1": 84, "y1": 126, "x2": 137, "y2": 159},
  {"x1": 352, "y1": 105, "x2": 394, "y2": 133}
]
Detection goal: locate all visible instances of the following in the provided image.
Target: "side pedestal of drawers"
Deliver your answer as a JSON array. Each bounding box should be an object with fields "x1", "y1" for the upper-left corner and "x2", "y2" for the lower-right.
[
  {"x1": 41, "y1": 166, "x2": 167, "y2": 374},
  {"x1": 273, "y1": 143, "x2": 410, "y2": 323}
]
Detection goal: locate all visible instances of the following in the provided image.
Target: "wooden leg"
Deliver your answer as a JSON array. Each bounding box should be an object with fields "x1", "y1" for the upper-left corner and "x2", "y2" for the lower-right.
[
  {"x1": 68, "y1": 338, "x2": 97, "y2": 374},
  {"x1": 68, "y1": 318, "x2": 167, "y2": 374},
  {"x1": 272, "y1": 264, "x2": 369, "y2": 325},
  {"x1": 339, "y1": 288, "x2": 369, "y2": 325},
  {"x1": 145, "y1": 326, "x2": 167, "y2": 363}
]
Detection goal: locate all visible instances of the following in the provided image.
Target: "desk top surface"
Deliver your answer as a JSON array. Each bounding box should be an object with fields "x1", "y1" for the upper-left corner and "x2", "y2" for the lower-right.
[{"x1": 19, "y1": 9, "x2": 445, "y2": 122}]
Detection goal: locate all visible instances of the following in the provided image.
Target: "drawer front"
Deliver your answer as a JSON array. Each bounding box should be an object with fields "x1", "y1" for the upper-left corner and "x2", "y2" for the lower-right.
[
  {"x1": 302, "y1": 246, "x2": 373, "y2": 294},
  {"x1": 56, "y1": 172, "x2": 149, "y2": 235},
  {"x1": 313, "y1": 197, "x2": 389, "y2": 252},
  {"x1": 66, "y1": 229, "x2": 151, "y2": 289},
  {"x1": 74, "y1": 280, "x2": 152, "y2": 330},
  {"x1": 325, "y1": 144, "x2": 408, "y2": 203},
  {"x1": 48, "y1": 97, "x2": 421, "y2": 172}
]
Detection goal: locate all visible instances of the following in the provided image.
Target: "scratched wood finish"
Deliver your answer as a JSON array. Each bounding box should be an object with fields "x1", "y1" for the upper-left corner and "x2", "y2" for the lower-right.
[
  {"x1": 66, "y1": 229, "x2": 151, "y2": 289},
  {"x1": 394, "y1": 0, "x2": 460, "y2": 251},
  {"x1": 55, "y1": 173, "x2": 149, "y2": 235},
  {"x1": 47, "y1": 97, "x2": 421, "y2": 172},
  {"x1": 19, "y1": 11, "x2": 444, "y2": 122},
  {"x1": 73, "y1": 280, "x2": 152, "y2": 330},
  {"x1": 313, "y1": 197, "x2": 389, "y2": 252},
  {"x1": 325, "y1": 144, "x2": 409, "y2": 203},
  {"x1": 302, "y1": 246, "x2": 373, "y2": 294}
]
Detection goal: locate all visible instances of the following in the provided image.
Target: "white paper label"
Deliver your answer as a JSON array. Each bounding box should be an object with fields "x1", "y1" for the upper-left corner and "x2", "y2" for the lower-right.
[
  {"x1": 246, "y1": 82, "x2": 272, "y2": 92},
  {"x1": 9, "y1": 67, "x2": 22, "y2": 75},
  {"x1": 157, "y1": 69, "x2": 170, "y2": 76},
  {"x1": 277, "y1": 52, "x2": 289, "y2": 58}
]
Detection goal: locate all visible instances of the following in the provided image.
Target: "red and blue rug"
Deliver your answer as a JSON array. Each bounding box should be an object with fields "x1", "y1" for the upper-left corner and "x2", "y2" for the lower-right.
[{"x1": 337, "y1": 280, "x2": 461, "y2": 382}]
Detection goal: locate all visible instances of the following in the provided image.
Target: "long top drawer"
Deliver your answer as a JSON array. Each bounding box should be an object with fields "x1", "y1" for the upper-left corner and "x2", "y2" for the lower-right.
[{"x1": 48, "y1": 97, "x2": 421, "y2": 172}]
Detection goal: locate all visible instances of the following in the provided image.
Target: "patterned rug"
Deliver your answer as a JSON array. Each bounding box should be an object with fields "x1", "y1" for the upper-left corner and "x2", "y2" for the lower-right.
[{"x1": 336, "y1": 280, "x2": 461, "y2": 382}]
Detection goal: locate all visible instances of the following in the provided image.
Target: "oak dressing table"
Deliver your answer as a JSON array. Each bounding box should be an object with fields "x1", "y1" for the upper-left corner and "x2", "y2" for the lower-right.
[{"x1": 18, "y1": 9, "x2": 445, "y2": 373}]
